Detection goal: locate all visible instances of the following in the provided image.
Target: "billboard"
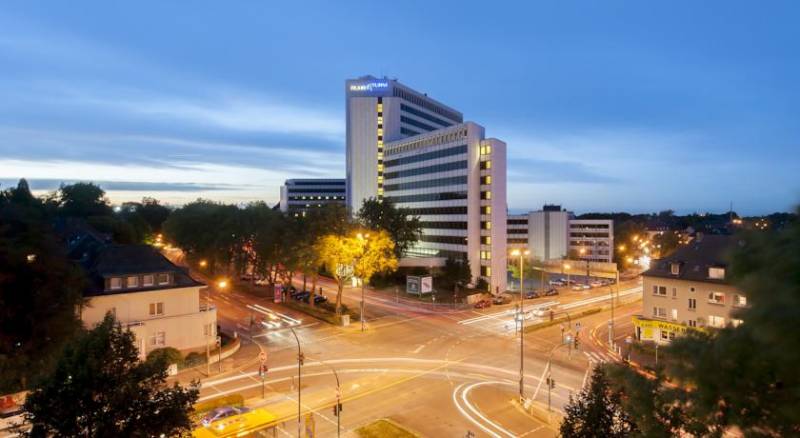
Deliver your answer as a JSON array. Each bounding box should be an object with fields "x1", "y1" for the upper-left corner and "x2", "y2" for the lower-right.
[
  {"x1": 406, "y1": 276, "x2": 433, "y2": 295},
  {"x1": 346, "y1": 78, "x2": 393, "y2": 97}
]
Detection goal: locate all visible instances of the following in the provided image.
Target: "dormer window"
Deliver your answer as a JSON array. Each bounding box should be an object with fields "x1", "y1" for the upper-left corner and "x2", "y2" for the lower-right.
[
  {"x1": 109, "y1": 277, "x2": 122, "y2": 290},
  {"x1": 157, "y1": 273, "x2": 170, "y2": 285},
  {"x1": 709, "y1": 267, "x2": 725, "y2": 280},
  {"x1": 143, "y1": 274, "x2": 154, "y2": 287},
  {"x1": 127, "y1": 276, "x2": 139, "y2": 288},
  {"x1": 670, "y1": 262, "x2": 680, "y2": 275}
]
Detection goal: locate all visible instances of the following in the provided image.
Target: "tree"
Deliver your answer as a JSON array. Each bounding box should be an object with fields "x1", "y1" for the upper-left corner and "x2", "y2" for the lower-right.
[
  {"x1": 137, "y1": 197, "x2": 171, "y2": 233},
  {"x1": 357, "y1": 197, "x2": 421, "y2": 257},
  {"x1": 436, "y1": 256, "x2": 471, "y2": 292},
  {"x1": 294, "y1": 204, "x2": 352, "y2": 305},
  {"x1": 561, "y1": 366, "x2": 638, "y2": 438},
  {"x1": 162, "y1": 199, "x2": 240, "y2": 273},
  {"x1": 316, "y1": 230, "x2": 398, "y2": 315},
  {"x1": 24, "y1": 313, "x2": 199, "y2": 437},
  {"x1": 605, "y1": 207, "x2": 800, "y2": 436},
  {"x1": 0, "y1": 180, "x2": 85, "y2": 393},
  {"x1": 56, "y1": 182, "x2": 112, "y2": 218}
]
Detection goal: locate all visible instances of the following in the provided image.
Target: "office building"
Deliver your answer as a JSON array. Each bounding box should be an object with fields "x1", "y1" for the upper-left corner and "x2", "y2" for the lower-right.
[
  {"x1": 634, "y1": 234, "x2": 745, "y2": 344},
  {"x1": 347, "y1": 75, "x2": 506, "y2": 293},
  {"x1": 346, "y1": 75, "x2": 463, "y2": 213},
  {"x1": 384, "y1": 122, "x2": 507, "y2": 293},
  {"x1": 279, "y1": 178, "x2": 346, "y2": 216},
  {"x1": 506, "y1": 205, "x2": 614, "y2": 263}
]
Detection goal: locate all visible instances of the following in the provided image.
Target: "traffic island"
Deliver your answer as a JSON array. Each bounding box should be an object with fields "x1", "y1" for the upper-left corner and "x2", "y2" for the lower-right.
[{"x1": 355, "y1": 418, "x2": 420, "y2": 438}]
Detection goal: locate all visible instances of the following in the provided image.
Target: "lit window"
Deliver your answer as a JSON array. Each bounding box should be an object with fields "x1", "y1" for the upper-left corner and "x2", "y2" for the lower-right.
[
  {"x1": 481, "y1": 191, "x2": 492, "y2": 200},
  {"x1": 480, "y1": 144, "x2": 492, "y2": 155},
  {"x1": 377, "y1": 129, "x2": 384, "y2": 136},
  {"x1": 708, "y1": 267, "x2": 725, "y2": 279},
  {"x1": 377, "y1": 176, "x2": 383, "y2": 183},
  {"x1": 670, "y1": 263, "x2": 680, "y2": 275},
  {"x1": 143, "y1": 275, "x2": 154, "y2": 286},
  {"x1": 377, "y1": 164, "x2": 384, "y2": 171},
  {"x1": 731, "y1": 318, "x2": 743, "y2": 327},
  {"x1": 482, "y1": 175, "x2": 492, "y2": 185},
  {"x1": 127, "y1": 276, "x2": 139, "y2": 288},
  {"x1": 653, "y1": 307, "x2": 667, "y2": 318},
  {"x1": 149, "y1": 331, "x2": 166, "y2": 346},
  {"x1": 708, "y1": 292, "x2": 725, "y2": 305},
  {"x1": 482, "y1": 236, "x2": 491, "y2": 245},
  {"x1": 481, "y1": 160, "x2": 492, "y2": 170},
  {"x1": 482, "y1": 221, "x2": 492, "y2": 230},
  {"x1": 708, "y1": 315, "x2": 725, "y2": 328},
  {"x1": 482, "y1": 206, "x2": 492, "y2": 215},
  {"x1": 376, "y1": 104, "x2": 383, "y2": 112},
  {"x1": 109, "y1": 277, "x2": 122, "y2": 290},
  {"x1": 733, "y1": 295, "x2": 747, "y2": 307}
]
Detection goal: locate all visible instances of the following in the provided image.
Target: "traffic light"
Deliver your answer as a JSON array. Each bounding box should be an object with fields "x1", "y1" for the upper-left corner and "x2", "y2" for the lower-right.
[
  {"x1": 573, "y1": 336, "x2": 580, "y2": 349},
  {"x1": 332, "y1": 403, "x2": 343, "y2": 416},
  {"x1": 298, "y1": 352, "x2": 305, "y2": 366}
]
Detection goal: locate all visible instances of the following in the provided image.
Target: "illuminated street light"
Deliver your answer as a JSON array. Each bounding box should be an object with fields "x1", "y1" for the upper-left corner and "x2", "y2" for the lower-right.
[
  {"x1": 618, "y1": 244, "x2": 626, "y2": 252},
  {"x1": 199, "y1": 259, "x2": 208, "y2": 268},
  {"x1": 217, "y1": 279, "x2": 228, "y2": 289}
]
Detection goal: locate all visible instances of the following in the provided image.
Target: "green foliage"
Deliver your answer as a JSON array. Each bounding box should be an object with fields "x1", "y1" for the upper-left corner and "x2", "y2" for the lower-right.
[
  {"x1": 475, "y1": 277, "x2": 489, "y2": 291},
  {"x1": 56, "y1": 182, "x2": 112, "y2": 218},
  {"x1": 0, "y1": 180, "x2": 84, "y2": 393},
  {"x1": 24, "y1": 313, "x2": 199, "y2": 437},
  {"x1": 183, "y1": 352, "x2": 207, "y2": 368},
  {"x1": 146, "y1": 347, "x2": 184, "y2": 367},
  {"x1": 357, "y1": 197, "x2": 421, "y2": 257},
  {"x1": 436, "y1": 256, "x2": 471, "y2": 291},
  {"x1": 604, "y1": 207, "x2": 800, "y2": 436},
  {"x1": 561, "y1": 366, "x2": 638, "y2": 438}
]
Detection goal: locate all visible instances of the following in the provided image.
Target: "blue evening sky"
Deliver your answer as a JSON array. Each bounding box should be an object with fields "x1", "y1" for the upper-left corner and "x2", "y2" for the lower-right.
[{"x1": 1, "y1": 1, "x2": 798, "y2": 215}]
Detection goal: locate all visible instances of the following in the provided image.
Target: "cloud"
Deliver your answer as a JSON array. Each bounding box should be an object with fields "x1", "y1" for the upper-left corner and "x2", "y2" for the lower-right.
[{"x1": 0, "y1": 179, "x2": 241, "y2": 192}]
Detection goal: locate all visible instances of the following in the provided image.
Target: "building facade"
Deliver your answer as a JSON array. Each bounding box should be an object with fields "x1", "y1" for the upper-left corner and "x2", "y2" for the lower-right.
[
  {"x1": 346, "y1": 75, "x2": 463, "y2": 213},
  {"x1": 64, "y1": 226, "x2": 217, "y2": 360},
  {"x1": 634, "y1": 235, "x2": 745, "y2": 344},
  {"x1": 506, "y1": 206, "x2": 614, "y2": 263},
  {"x1": 279, "y1": 178, "x2": 346, "y2": 216},
  {"x1": 383, "y1": 122, "x2": 507, "y2": 293}
]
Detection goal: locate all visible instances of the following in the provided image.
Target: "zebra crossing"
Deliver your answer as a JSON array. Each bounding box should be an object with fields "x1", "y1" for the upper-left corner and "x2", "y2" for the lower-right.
[{"x1": 583, "y1": 350, "x2": 618, "y2": 363}]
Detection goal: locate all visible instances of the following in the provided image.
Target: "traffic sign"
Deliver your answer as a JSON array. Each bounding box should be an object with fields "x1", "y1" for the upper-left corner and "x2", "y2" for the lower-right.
[{"x1": 259, "y1": 351, "x2": 267, "y2": 363}]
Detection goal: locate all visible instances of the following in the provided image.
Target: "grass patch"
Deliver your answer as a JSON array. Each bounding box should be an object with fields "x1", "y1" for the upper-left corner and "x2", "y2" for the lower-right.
[
  {"x1": 356, "y1": 419, "x2": 419, "y2": 438},
  {"x1": 281, "y1": 299, "x2": 356, "y2": 325},
  {"x1": 524, "y1": 307, "x2": 603, "y2": 333}
]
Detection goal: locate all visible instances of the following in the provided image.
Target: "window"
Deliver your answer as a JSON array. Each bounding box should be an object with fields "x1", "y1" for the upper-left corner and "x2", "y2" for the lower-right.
[
  {"x1": 670, "y1": 263, "x2": 681, "y2": 275},
  {"x1": 652, "y1": 307, "x2": 667, "y2": 318},
  {"x1": 157, "y1": 273, "x2": 169, "y2": 285},
  {"x1": 149, "y1": 302, "x2": 164, "y2": 316},
  {"x1": 480, "y1": 266, "x2": 491, "y2": 277},
  {"x1": 671, "y1": 309, "x2": 678, "y2": 321},
  {"x1": 688, "y1": 298, "x2": 697, "y2": 310},
  {"x1": 731, "y1": 319, "x2": 743, "y2": 327},
  {"x1": 109, "y1": 277, "x2": 122, "y2": 290},
  {"x1": 481, "y1": 221, "x2": 492, "y2": 230},
  {"x1": 143, "y1": 275, "x2": 154, "y2": 287},
  {"x1": 672, "y1": 287, "x2": 677, "y2": 297},
  {"x1": 708, "y1": 315, "x2": 725, "y2": 328},
  {"x1": 481, "y1": 175, "x2": 492, "y2": 185},
  {"x1": 126, "y1": 276, "x2": 139, "y2": 288},
  {"x1": 653, "y1": 285, "x2": 667, "y2": 296},
  {"x1": 481, "y1": 206, "x2": 492, "y2": 215},
  {"x1": 708, "y1": 267, "x2": 726, "y2": 279},
  {"x1": 688, "y1": 319, "x2": 697, "y2": 328},
  {"x1": 660, "y1": 330, "x2": 670, "y2": 340},
  {"x1": 204, "y1": 323, "x2": 215, "y2": 337},
  {"x1": 733, "y1": 294, "x2": 747, "y2": 307},
  {"x1": 480, "y1": 251, "x2": 491, "y2": 260},
  {"x1": 481, "y1": 191, "x2": 492, "y2": 200},
  {"x1": 480, "y1": 160, "x2": 492, "y2": 170},
  {"x1": 149, "y1": 331, "x2": 166, "y2": 347},
  {"x1": 708, "y1": 292, "x2": 725, "y2": 305},
  {"x1": 481, "y1": 236, "x2": 491, "y2": 245}
]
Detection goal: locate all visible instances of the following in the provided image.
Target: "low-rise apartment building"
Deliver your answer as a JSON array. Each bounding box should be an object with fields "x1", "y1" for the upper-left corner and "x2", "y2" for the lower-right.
[
  {"x1": 634, "y1": 234, "x2": 746, "y2": 344},
  {"x1": 279, "y1": 178, "x2": 346, "y2": 216},
  {"x1": 63, "y1": 225, "x2": 217, "y2": 359}
]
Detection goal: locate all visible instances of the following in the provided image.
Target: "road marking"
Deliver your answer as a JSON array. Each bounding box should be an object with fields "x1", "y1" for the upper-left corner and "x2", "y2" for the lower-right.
[{"x1": 411, "y1": 344, "x2": 425, "y2": 354}]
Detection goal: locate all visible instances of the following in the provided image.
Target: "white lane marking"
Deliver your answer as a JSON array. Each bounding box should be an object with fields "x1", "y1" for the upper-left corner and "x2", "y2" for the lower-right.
[
  {"x1": 558, "y1": 286, "x2": 642, "y2": 311},
  {"x1": 411, "y1": 344, "x2": 425, "y2": 354},
  {"x1": 453, "y1": 381, "x2": 518, "y2": 438}
]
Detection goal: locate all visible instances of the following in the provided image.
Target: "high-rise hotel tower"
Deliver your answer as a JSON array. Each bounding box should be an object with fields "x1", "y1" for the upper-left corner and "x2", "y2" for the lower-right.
[{"x1": 346, "y1": 76, "x2": 507, "y2": 294}]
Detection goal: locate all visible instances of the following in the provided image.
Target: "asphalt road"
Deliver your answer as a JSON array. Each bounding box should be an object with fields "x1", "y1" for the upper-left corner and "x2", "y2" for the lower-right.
[{"x1": 165, "y1": 249, "x2": 641, "y2": 437}]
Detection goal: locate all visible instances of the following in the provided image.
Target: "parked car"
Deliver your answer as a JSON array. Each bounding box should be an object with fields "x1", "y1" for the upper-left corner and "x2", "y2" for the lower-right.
[
  {"x1": 303, "y1": 294, "x2": 328, "y2": 304},
  {"x1": 474, "y1": 299, "x2": 492, "y2": 309},
  {"x1": 293, "y1": 291, "x2": 310, "y2": 301},
  {"x1": 590, "y1": 280, "x2": 604, "y2": 288},
  {"x1": 549, "y1": 279, "x2": 565, "y2": 286},
  {"x1": 201, "y1": 406, "x2": 251, "y2": 427},
  {"x1": 492, "y1": 294, "x2": 511, "y2": 305},
  {"x1": 544, "y1": 288, "x2": 559, "y2": 296},
  {"x1": 525, "y1": 290, "x2": 541, "y2": 299}
]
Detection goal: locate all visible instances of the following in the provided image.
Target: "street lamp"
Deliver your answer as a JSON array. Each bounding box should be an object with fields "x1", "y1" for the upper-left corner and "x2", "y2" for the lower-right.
[
  {"x1": 510, "y1": 248, "x2": 529, "y2": 402},
  {"x1": 199, "y1": 259, "x2": 208, "y2": 268},
  {"x1": 356, "y1": 233, "x2": 370, "y2": 333},
  {"x1": 579, "y1": 247, "x2": 589, "y2": 283},
  {"x1": 288, "y1": 327, "x2": 303, "y2": 438},
  {"x1": 563, "y1": 263, "x2": 571, "y2": 286}
]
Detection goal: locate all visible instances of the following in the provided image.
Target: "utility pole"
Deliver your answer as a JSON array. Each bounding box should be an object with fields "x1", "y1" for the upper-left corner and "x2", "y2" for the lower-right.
[
  {"x1": 288, "y1": 327, "x2": 302, "y2": 438},
  {"x1": 361, "y1": 277, "x2": 366, "y2": 332}
]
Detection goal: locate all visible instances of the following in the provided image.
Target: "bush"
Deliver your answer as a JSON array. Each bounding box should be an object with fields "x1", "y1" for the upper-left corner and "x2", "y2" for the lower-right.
[
  {"x1": 146, "y1": 347, "x2": 184, "y2": 367},
  {"x1": 183, "y1": 352, "x2": 206, "y2": 368}
]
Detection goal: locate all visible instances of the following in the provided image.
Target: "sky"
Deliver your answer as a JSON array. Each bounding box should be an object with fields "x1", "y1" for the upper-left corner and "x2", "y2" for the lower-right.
[{"x1": 1, "y1": 1, "x2": 798, "y2": 215}]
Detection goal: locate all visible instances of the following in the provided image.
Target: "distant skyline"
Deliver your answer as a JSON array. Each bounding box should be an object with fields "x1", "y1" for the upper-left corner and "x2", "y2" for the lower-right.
[{"x1": 1, "y1": 1, "x2": 798, "y2": 215}]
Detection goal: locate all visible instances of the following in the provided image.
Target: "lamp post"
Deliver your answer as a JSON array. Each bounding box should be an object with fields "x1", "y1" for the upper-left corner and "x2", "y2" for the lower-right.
[
  {"x1": 511, "y1": 248, "x2": 530, "y2": 402},
  {"x1": 356, "y1": 233, "x2": 370, "y2": 333},
  {"x1": 315, "y1": 359, "x2": 342, "y2": 437},
  {"x1": 563, "y1": 263, "x2": 571, "y2": 286},
  {"x1": 579, "y1": 247, "x2": 588, "y2": 284},
  {"x1": 288, "y1": 327, "x2": 302, "y2": 438}
]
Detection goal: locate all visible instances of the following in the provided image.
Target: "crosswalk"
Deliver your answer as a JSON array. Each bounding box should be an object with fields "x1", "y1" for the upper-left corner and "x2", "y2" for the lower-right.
[{"x1": 583, "y1": 350, "x2": 618, "y2": 363}]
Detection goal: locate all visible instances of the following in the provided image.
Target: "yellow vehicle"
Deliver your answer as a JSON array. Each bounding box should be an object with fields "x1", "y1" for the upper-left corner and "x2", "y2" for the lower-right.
[{"x1": 192, "y1": 408, "x2": 278, "y2": 438}]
